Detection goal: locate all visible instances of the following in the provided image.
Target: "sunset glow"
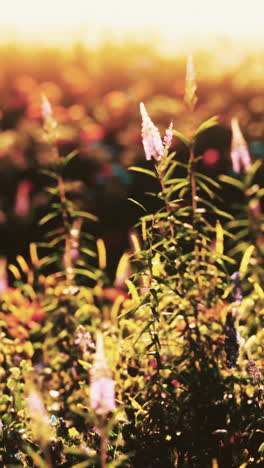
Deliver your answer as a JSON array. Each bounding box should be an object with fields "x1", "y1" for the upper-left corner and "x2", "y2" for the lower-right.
[{"x1": 0, "y1": 0, "x2": 263, "y2": 52}]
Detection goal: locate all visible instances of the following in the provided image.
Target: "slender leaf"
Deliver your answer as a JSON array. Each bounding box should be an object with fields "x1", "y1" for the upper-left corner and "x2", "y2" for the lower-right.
[
  {"x1": 70, "y1": 211, "x2": 98, "y2": 222},
  {"x1": 39, "y1": 169, "x2": 58, "y2": 179},
  {"x1": 172, "y1": 130, "x2": 191, "y2": 146},
  {"x1": 196, "y1": 172, "x2": 221, "y2": 189},
  {"x1": 39, "y1": 255, "x2": 59, "y2": 268},
  {"x1": 201, "y1": 199, "x2": 234, "y2": 219},
  {"x1": 197, "y1": 179, "x2": 215, "y2": 199},
  {"x1": 128, "y1": 166, "x2": 157, "y2": 178},
  {"x1": 195, "y1": 115, "x2": 219, "y2": 135},
  {"x1": 61, "y1": 149, "x2": 78, "y2": 166},
  {"x1": 78, "y1": 360, "x2": 91, "y2": 370},
  {"x1": 38, "y1": 211, "x2": 58, "y2": 226},
  {"x1": 74, "y1": 268, "x2": 98, "y2": 280},
  {"x1": 167, "y1": 181, "x2": 189, "y2": 195},
  {"x1": 218, "y1": 175, "x2": 244, "y2": 190},
  {"x1": 239, "y1": 245, "x2": 255, "y2": 278},
  {"x1": 80, "y1": 247, "x2": 97, "y2": 258},
  {"x1": 245, "y1": 159, "x2": 262, "y2": 186},
  {"x1": 164, "y1": 177, "x2": 186, "y2": 186},
  {"x1": 128, "y1": 198, "x2": 147, "y2": 212}
]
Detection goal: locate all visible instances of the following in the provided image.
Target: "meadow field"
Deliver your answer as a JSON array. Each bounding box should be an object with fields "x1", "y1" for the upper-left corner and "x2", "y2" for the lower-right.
[{"x1": 0, "y1": 43, "x2": 262, "y2": 467}]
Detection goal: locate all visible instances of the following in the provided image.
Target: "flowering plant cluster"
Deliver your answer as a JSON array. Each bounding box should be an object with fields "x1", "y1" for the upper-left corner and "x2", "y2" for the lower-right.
[{"x1": 0, "y1": 54, "x2": 262, "y2": 468}]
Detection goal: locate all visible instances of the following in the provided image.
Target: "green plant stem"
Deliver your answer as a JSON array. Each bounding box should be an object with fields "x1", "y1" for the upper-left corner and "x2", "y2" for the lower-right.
[
  {"x1": 189, "y1": 146, "x2": 199, "y2": 265},
  {"x1": 189, "y1": 148, "x2": 197, "y2": 213},
  {"x1": 52, "y1": 146, "x2": 69, "y2": 230},
  {"x1": 148, "y1": 215, "x2": 154, "y2": 285},
  {"x1": 52, "y1": 145, "x2": 74, "y2": 285},
  {"x1": 156, "y1": 165, "x2": 175, "y2": 238},
  {"x1": 100, "y1": 430, "x2": 107, "y2": 468}
]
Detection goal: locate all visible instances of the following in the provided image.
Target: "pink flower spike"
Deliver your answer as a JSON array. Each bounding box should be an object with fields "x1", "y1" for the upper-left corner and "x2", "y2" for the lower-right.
[
  {"x1": 27, "y1": 389, "x2": 47, "y2": 419},
  {"x1": 0, "y1": 257, "x2": 8, "y2": 294},
  {"x1": 90, "y1": 377, "x2": 116, "y2": 415},
  {"x1": 163, "y1": 122, "x2": 173, "y2": 152},
  {"x1": 14, "y1": 179, "x2": 32, "y2": 217},
  {"x1": 140, "y1": 102, "x2": 164, "y2": 161},
  {"x1": 184, "y1": 54, "x2": 198, "y2": 111},
  {"x1": 41, "y1": 93, "x2": 53, "y2": 120},
  {"x1": 231, "y1": 118, "x2": 252, "y2": 174},
  {"x1": 90, "y1": 332, "x2": 116, "y2": 415},
  {"x1": 26, "y1": 388, "x2": 52, "y2": 446},
  {"x1": 186, "y1": 54, "x2": 195, "y2": 79}
]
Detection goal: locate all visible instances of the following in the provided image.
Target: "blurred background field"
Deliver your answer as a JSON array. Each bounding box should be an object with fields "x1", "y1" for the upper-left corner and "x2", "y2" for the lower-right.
[{"x1": 0, "y1": 0, "x2": 263, "y2": 277}]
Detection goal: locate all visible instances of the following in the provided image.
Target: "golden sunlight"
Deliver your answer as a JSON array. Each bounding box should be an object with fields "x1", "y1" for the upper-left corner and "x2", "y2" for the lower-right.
[{"x1": 0, "y1": 0, "x2": 263, "y2": 51}]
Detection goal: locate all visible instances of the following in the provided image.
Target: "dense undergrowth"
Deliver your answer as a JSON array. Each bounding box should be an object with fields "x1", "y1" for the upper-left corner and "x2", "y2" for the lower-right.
[{"x1": 0, "y1": 55, "x2": 263, "y2": 468}]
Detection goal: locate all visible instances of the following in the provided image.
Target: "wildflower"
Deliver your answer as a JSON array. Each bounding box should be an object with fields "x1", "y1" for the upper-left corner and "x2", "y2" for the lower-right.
[
  {"x1": 90, "y1": 332, "x2": 116, "y2": 415},
  {"x1": 163, "y1": 122, "x2": 173, "y2": 152},
  {"x1": 140, "y1": 102, "x2": 173, "y2": 161},
  {"x1": 14, "y1": 180, "x2": 32, "y2": 217},
  {"x1": 230, "y1": 118, "x2": 252, "y2": 173},
  {"x1": 184, "y1": 54, "x2": 198, "y2": 111},
  {"x1": 224, "y1": 312, "x2": 240, "y2": 368},
  {"x1": 41, "y1": 93, "x2": 53, "y2": 119},
  {"x1": 75, "y1": 324, "x2": 94, "y2": 356},
  {"x1": 247, "y1": 359, "x2": 261, "y2": 381},
  {"x1": 26, "y1": 388, "x2": 52, "y2": 446},
  {"x1": 0, "y1": 257, "x2": 8, "y2": 294},
  {"x1": 27, "y1": 389, "x2": 48, "y2": 420},
  {"x1": 229, "y1": 271, "x2": 243, "y2": 304},
  {"x1": 41, "y1": 93, "x2": 57, "y2": 136}
]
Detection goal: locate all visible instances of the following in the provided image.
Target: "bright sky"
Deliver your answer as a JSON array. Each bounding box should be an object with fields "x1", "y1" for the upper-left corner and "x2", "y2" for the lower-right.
[{"x1": 0, "y1": 0, "x2": 263, "y2": 50}]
